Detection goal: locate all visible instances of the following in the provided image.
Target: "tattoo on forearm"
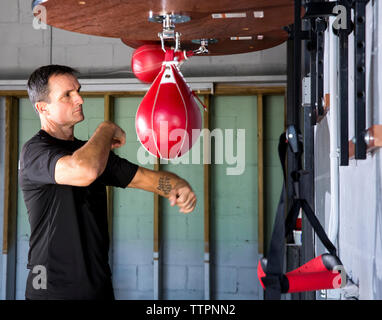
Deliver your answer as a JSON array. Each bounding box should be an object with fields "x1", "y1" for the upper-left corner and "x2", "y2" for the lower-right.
[{"x1": 157, "y1": 176, "x2": 172, "y2": 195}]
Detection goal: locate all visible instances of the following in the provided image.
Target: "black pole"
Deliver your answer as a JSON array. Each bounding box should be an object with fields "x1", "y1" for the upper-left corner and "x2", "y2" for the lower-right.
[
  {"x1": 339, "y1": 24, "x2": 350, "y2": 165},
  {"x1": 310, "y1": 18, "x2": 317, "y2": 126},
  {"x1": 354, "y1": 0, "x2": 367, "y2": 159},
  {"x1": 315, "y1": 18, "x2": 327, "y2": 118}
]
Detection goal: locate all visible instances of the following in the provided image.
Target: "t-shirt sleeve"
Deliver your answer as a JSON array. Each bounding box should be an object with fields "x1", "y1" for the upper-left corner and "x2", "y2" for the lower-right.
[
  {"x1": 98, "y1": 151, "x2": 139, "y2": 188},
  {"x1": 22, "y1": 141, "x2": 72, "y2": 185}
]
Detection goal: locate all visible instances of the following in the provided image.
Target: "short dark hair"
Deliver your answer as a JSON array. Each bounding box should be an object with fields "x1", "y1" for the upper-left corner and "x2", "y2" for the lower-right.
[{"x1": 27, "y1": 65, "x2": 78, "y2": 106}]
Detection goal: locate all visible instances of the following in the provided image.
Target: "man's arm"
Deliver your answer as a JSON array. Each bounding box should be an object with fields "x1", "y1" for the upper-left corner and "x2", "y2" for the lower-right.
[
  {"x1": 128, "y1": 167, "x2": 197, "y2": 214},
  {"x1": 55, "y1": 121, "x2": 126, "y2": 186}
]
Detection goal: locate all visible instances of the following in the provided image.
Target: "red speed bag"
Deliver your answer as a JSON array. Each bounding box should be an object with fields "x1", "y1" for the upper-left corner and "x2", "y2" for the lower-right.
[
  {"x1": 132, "y1": 45, "x2": 190, "y2": 83},
  {"x1": 257, "y1": 254, "x2": 345, "y2": 293},
  {"x1": 131, "y1": 45, "x2": 165, "y2": 83},
  {"x1": 135, "y1": 60, "x2": 202, "y2": 159}
]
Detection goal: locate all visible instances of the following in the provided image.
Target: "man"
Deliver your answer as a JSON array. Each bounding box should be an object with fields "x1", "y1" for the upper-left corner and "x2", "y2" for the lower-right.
[{"x1": 19, "y1": 65, "x2": 197, "y2": 300}]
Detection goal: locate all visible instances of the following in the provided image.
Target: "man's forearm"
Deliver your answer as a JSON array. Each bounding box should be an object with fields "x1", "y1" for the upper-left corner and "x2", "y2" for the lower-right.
[
  {"x1": 154, "y1": 170, "x2": 196, "y2": 212},
  {"x1": 128, "y1": 167, "x2": 197, "y2": 213},
  {"x1": 155, "y1": 171, "x2": 182, "y2": 198},
  {"x1": 72, "y1": 121, "x2": 115, "y2": 177},
  {"x1": 129, "y1": 167, "x2": 183, "y2": 198}
]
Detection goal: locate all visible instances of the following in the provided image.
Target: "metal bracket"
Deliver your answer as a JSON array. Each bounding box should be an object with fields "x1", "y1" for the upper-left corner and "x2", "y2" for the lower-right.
[
  {"x1": 191, "y1": 38, "x2": 218, "y2": 55},
  {"x1": 148, "y1": 13, "x2": 190, "y2": 52},
  {"x1": 286, "y1": 125, "x2": 300, "y2": 154},
  {"x1": 301, "y1": 1, "x2": 329, "y2": 126}
]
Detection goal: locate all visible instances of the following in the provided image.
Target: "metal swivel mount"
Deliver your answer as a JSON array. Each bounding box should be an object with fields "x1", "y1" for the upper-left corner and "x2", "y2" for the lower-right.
[
  {"x1": 148, "y1": 13, "x2": 190, "y2": 52},
  {"x1": 191, "y1": 38, "x2": 218, "y2": 54}
]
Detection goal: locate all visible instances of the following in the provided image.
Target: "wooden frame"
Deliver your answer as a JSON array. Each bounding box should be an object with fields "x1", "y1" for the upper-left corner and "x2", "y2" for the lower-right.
[
  {"x1": 104, "y1": 94, "x2": 115, "y2": 239},
  {"x1": 153, "y1": 157, "x2": 160, "y2": 300},
  {"x1": 203, "y1": 94, "x2": 211, "y2": 300},
  {"x1": 2, "y1": 96, "x2": 19, "y2": 299},
  {"x1": 257, "y1": 94, "x2": 264, "y2": 254}
]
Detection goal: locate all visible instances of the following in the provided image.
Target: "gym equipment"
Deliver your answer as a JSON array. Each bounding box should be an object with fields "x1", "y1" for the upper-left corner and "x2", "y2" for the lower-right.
[
  {"x1": 135, "y1": 49, "x2": 202, "y2": 159},
  {"x1": 258, "y1": 254, "x2": 344, "y2": 294},
  {"x1": 258, "y1": 127, "x2": 346, "y2": 299},
  {"x1": 131, "y1": 44, "x2": 166, "y2": 83},
  {"x1": 131, "y1": 44, "x2": 191, "y2": 83}
]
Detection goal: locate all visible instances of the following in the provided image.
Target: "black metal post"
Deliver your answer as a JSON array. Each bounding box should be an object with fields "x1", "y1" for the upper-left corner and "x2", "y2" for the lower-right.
[
  {"x1": 354, "y1": 0, "x2": 367, "y2": 159},
  {"x1": 301, "y1": 93, "x2": 316, "y2": 301},
  {"x1": 300, "y1": 0, "x2": 315, "y2": 301},
  {"x1": 310, "y1": 18, "x2": 318, "y2": 125},
  {"x1": 286, "y1": 0, "x2": 316, "y2": 300},
  {"x1": 337, "y1": 0, "x2": 352, "y2": 166},
  {"x1": 316, "y1": 17, "x2": 327, "y2": 117}
]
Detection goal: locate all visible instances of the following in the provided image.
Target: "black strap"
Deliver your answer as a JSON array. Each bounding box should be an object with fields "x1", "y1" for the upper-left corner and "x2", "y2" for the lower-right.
[
  {"x1": 284, "y1": 199, "x2": 336, "y2": 256},
  {"x1": 262, "y1": 133, "x2": 289, "y2": 300},
  {"x1": 263, "y1": 185, "x2": 286, "y2": 300},
  {"x1": 300, "y1": 199, "x2": 337, "y2": 256},
  {"x1": 262, "y1": 129, "x2": 338, "y2": 299}
]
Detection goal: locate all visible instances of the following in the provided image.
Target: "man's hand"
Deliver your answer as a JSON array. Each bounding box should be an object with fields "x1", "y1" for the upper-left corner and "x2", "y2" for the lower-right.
[
  {"x1": 110, "y1": 125, "x2": 126, "y2": 149},
  {"x1": 168, "y1": 180, "x2": 197, "y2": 214},
  {"x1": 101, "y1": 121, "x2": 126, "y2": 150},
  {"x1": 128, "y1": 167, "x2": 197, "y2": 214}
]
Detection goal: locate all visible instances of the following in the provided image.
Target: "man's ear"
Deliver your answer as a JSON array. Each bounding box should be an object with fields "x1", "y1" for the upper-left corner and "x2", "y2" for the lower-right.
[{"x1": 34, "y1": 101, "x2": 48, "y2": 114}]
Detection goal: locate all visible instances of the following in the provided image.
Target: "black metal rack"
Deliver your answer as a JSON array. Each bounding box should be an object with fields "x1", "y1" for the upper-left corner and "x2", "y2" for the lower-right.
[{"x1": 283, "y1": 0, "x2": 370, "y2": 301}]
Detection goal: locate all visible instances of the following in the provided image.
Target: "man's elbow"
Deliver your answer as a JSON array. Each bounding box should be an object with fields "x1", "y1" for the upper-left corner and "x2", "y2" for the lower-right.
[
  {"x1": 72, "y1": 158, "x2": 102, "y2": 186},
  {"x1": 82, "y1": 167, "x2": 99, "y2": 186}
]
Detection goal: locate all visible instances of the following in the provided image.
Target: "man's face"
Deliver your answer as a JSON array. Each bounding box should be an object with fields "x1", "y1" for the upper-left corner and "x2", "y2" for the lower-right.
[{"x1": 42, "y1": 73, "x2": 84, "y2": 126}]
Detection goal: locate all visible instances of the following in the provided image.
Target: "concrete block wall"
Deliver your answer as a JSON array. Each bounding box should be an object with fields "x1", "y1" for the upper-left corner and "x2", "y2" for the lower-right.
[
  {"x1": 208, "y1": 95, "x2": 262, "y2": 300},
  {"x1": 3, "y1": 92, "x2": 285, "y2": 300},
  {"x1": 0, "y1": 0, "x2": 287, "y2": 80},
  {"x1": 111, "y1": 97, "x2": 155, "y2": 300},
  {"x1": 160, "y1": 161, "x2": 205, "y2": 300}
]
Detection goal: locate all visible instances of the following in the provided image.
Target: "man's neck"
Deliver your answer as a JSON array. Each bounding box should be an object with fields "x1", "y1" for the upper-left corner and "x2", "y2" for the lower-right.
[{"x1": 41, "y1": 122, "x2": 75, "y2": 141}]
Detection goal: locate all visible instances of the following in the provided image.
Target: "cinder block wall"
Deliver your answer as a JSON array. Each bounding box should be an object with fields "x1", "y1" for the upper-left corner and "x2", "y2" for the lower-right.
[{"x1": 4, "y1": 93, "x2": 285, "y2": 300}]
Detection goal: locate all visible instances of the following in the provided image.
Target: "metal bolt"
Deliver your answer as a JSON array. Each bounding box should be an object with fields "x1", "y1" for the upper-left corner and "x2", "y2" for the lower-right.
[{"x1": 364, "y1": 131, "x2": 374, "y2": 145}]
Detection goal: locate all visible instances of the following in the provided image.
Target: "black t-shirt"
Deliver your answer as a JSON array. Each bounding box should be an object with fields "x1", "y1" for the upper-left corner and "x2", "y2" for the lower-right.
[{"x1": 19, "y1": 130, "x2": 138, "y2": 300}]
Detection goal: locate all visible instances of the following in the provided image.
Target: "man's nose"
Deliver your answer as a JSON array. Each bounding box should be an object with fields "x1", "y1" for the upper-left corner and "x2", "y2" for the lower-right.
[{"x1": 73, "y1": 92, "x2": 84, "y2": 105}]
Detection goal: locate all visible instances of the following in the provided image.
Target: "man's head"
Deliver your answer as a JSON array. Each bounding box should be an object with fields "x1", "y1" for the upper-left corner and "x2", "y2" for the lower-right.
[{"x1": 27, "y1": 65, "x2": 84, "y2": 127}]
